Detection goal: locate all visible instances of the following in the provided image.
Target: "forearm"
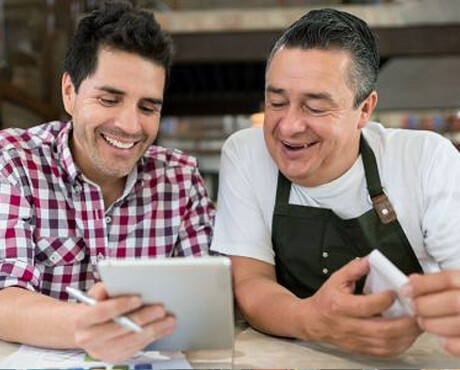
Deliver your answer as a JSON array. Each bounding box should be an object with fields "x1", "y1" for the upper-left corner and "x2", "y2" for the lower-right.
[
  {"x1": 236, "y1": 276, "x2": 311, "y2": 340},
  {"x1": 0, "y1": 287, "x2": 85, "y2": 348}
]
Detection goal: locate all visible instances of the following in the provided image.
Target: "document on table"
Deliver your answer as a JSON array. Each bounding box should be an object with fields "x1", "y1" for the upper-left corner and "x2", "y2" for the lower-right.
[{"x1": 0, "y1": 344, "x2": 192, "y2": 369}]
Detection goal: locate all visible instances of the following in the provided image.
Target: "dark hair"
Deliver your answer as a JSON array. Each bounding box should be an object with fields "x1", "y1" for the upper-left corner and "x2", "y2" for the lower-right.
[
  {"x1": 267, "y1": 8, "x2": 379, "y2": 108},
  {"x1": 63, "y1": 0, "x2": 173, "y2": 92}
]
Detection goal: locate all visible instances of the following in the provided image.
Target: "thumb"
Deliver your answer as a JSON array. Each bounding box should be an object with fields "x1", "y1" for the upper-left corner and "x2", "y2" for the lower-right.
[{"x1": 88, "y1": 282, "x2": 109, "y2": 301}]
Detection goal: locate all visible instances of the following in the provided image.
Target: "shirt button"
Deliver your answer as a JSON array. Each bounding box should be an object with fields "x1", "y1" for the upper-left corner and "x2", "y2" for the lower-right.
[
  {"x1": 381, "y1": 208, "x2": 389, "y2": 215},
  {"x1": 72, "y1": 184, "x2": 81, "y2": 194},
  {"x1": 322, "y1": 252, "x2": 329, "y2": 258},
  {"x1": 105, "y1": 216, "x2": 112, "y2": 224},
  {"x1": 97, "y1": 253, "x2": 105, "y2": 261},
  {"x1": 322, "y1": 268, "x2": 329, "y2": 275},
  {"x1": 50, "y1": 254, "x2": 59, "y2": 263}
]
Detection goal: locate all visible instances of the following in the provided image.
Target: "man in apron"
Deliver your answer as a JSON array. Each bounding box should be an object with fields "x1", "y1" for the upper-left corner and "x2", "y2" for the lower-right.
[{"x1": 211, "y1": 8, "x2": 460, "y2": 356}]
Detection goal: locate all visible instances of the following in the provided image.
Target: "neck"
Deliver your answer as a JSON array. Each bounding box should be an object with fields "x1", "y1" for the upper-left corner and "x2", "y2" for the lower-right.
[{"x1": 99, "y1": 177, "x2": 126, "y2": 210}]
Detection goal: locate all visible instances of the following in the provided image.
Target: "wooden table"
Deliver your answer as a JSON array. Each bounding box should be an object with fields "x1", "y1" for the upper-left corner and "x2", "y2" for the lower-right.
[{"x1": 1, "y1": 318, "x2": 459, "y2": 368}]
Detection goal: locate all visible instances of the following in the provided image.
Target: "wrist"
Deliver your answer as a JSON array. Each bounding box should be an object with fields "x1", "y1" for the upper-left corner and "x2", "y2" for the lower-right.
[{"x1": 291, "y1": 297, "x2": 319, "y2": 341}]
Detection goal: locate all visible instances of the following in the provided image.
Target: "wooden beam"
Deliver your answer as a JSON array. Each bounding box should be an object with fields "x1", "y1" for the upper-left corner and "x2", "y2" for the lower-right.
[{"x1": 171, "y1": 25, "x2": 460, "y2": 63}]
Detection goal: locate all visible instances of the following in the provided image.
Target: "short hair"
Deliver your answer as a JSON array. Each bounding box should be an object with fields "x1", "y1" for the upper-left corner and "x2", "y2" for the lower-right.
[
  {"x1": 267, "y1": 8, "x2": 379, "y2": 108},
  {"x1": 63, "y1": 0, "x2": 173, "y2": 92}
]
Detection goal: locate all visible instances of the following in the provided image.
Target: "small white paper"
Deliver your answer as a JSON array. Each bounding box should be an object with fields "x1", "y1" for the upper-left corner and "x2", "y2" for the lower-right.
[
  {"x1": 0, "y1": 344, "x2": 192, "y2": 369},
  {"x1": 363, "y1": 249, "x2": 413, "y2": 318}
]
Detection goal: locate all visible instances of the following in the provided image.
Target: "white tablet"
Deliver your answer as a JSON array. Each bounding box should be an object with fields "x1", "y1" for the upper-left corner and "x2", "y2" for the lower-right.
[{"x1": 97, "y1": 256, "x2": 234, "y2": 351}]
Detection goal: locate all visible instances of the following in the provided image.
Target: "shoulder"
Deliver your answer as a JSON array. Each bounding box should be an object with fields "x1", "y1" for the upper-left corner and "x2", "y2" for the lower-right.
[
  {"x1": 363, "y1": 121, "x2": 453, "y2": 159},
  {"x1": 143, "y1": 145, "x2": 199, "y2": 174},
  {"x1": 222, "y1": 127, "x2": 265, "y2": 153},
  {"x1": 0, "y1": 121, "x2": 65, "y2": 154}
]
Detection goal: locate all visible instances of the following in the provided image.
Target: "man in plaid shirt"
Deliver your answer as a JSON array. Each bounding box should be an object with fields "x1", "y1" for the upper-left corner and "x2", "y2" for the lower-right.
[{"x1": 0, "y1": 0, "x2": 214, "y2": 363}]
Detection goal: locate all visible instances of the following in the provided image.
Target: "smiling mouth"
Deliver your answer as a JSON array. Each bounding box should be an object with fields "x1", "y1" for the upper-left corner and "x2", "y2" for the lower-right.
[
  {"x1": 282, "y1": 140, "x2": 319, "y2": 151},
  {"x1": 101, "y1": 133, "x2": 138, "y2": 149}
]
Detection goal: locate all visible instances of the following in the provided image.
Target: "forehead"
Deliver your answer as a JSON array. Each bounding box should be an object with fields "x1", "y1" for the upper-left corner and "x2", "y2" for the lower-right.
[
  {"x1": 85, "y1": 48, "x2": 166, "y2": 93},
  {"x1": 266, "y1": 47, "x2": 354, "y2": 96}
]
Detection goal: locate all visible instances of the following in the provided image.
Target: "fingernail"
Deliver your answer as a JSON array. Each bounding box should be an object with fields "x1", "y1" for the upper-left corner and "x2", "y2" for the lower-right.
[
  {"x1": 130, "y1": 297, "x2": 142, "y2": 308},
  {"x1": 400, "y1": 282, "x2": 413, "y2": 298}
]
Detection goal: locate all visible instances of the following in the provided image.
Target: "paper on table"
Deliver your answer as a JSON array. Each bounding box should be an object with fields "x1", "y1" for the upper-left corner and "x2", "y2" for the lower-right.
[{"x1": 0, "y1": 344, "x2": 192, "y2": 369}]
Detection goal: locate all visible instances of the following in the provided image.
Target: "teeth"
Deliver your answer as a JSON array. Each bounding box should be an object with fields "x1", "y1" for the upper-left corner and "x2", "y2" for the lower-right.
[{"x1": 103, "y1": 134, "x2": 135, "y2": 149}]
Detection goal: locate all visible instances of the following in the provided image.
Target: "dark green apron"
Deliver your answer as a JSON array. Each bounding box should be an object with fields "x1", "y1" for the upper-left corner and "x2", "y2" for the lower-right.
[{"x1": 272, "y1": 136, "x2": 423, "y2": 298}]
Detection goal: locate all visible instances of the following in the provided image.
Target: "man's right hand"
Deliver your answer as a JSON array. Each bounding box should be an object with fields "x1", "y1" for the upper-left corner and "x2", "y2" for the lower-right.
[
  {"x1": 301, "y1": 257, "x2": 421, "y2": 356},
  {"x1": 73, "y1": 283, "x2": 176, "y2": 364}
]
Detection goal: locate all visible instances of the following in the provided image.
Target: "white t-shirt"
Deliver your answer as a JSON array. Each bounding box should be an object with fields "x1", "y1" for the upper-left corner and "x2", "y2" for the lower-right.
[{"x1": 211, "y1": 122, "x2": 460, "y2": 272}]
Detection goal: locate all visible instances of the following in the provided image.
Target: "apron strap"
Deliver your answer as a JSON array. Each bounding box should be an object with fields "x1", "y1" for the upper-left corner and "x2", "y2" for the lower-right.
[
  {"x1": 360, "y1": 135, "x2": 397, "y2": 224},
  {"x1": 274, "y1": 171, "x2": 291, "y2": 210}
]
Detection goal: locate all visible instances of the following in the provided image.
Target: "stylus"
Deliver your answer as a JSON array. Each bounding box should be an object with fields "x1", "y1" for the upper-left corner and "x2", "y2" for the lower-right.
[{"x1": 66, "y1": 286, "x2": 143, "y2": 333}]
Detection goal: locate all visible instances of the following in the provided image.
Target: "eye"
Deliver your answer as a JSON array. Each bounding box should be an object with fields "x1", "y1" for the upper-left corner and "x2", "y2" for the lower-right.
[
  {"x1": 99, "y1": 96, "x2": 119, "y2": 106},
  {"x1": 139, "y1": 103, "x2": 161, "y2": 115},
  {"x1": 269, "y1": 101, "x2": 287, "y2": 109},
  {"x1": 305, "y1": 105, "x2": 328, "y2": 116}
]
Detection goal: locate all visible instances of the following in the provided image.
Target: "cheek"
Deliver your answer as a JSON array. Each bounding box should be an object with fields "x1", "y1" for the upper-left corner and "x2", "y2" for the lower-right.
[{"x1": 144, "y1": 118, "x2": 161, "y2": 138}]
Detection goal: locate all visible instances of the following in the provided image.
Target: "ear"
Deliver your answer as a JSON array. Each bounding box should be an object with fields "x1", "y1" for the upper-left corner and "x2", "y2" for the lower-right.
[
  {"x1": 357, "y1": 91, "x2": 378, "y2": 129},
  {"x1": 61, "y1": 72, "x2": 76, "y2": 116}
]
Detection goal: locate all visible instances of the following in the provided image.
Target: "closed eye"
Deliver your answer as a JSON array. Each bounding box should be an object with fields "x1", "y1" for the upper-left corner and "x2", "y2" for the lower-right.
[
  {"x1": 269, "y1": 101, "x2": 287, "y2": 109},
  {"x1": 139, "y1": 103, "x2": 161, "y2": 115},
  {"x1": 99, "y1": 97, "x2": 119, "y2": 106}
]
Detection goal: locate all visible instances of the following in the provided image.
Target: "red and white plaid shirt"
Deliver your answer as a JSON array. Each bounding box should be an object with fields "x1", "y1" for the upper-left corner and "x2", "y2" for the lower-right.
[{"x1": 0, "y1": 121, "x2": 215, "y2": 300}]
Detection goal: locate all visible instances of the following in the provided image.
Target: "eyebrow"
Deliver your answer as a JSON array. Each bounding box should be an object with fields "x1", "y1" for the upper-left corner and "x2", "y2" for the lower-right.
[
  {"x1": 266, "y1": 85, "x2": 336, "y2": 105},
  {"x1": 96, "y1": 86, "x2": 163, "y2": 105}
]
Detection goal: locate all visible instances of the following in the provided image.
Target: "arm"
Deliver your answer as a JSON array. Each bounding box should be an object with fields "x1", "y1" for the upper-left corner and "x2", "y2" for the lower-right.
[
  {"x1": 0, "y1": 287, "x2": 82, "y2": 347},
  {"x1": 233, "y1": 255, "x2": 421, "y2": 356},
  {"x1": 0, "y1": 284, "x2": 175, "y2": 363},
  {"x1": 403, "y1": 271, "x2": 460, "y2": 357},
  {"x1": 421, "y1": 137, "x2": 460, "y2": 269}
]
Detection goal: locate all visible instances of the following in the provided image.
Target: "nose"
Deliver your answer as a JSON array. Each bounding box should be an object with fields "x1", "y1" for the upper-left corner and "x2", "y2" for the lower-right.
[
  {"x1": 278, "y1": 106, "x2": 307, "y2": 137},
  {"x1": 114, "y1": 104, "x2": 143, "y2": 136}
]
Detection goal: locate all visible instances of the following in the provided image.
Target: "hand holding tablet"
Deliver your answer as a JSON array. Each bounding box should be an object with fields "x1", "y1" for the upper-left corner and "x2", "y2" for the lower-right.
[{"x1": 363, "y1": 249, "x2": 413, "y2": 318}]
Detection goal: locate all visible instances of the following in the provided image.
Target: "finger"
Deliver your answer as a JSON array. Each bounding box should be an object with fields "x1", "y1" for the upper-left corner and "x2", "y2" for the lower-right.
[
  {"x1": 101, "y1": 315, "x2": 176, "y2": 357},
  {"x1": 327, "y1": 316, "x2": 420, "y2": 356},
  {"x1": 439, "y1": 336, "x2": 460, "y2": 358},
  {"x1": 413, "y1": 289, "x2": 460, "y2": 317},
  {"x1": 129, "y1": 304, "x2": 168, "y2": 326},
  {"x1": 140, "y1": 314, "x2": 176, "y2": 345},
  {"x1": 347, "y1": 315, "x2": 419, "y2": 340},
  {"x1": 406, "y1": 271, "x2": 460, "y2": 297},
  {"x1": 331, "y1": 256, "x2": 370, "y2": 292},
  {"x1": 88, "y1": 282, "x2": 109, "y2": 301},
  {"x1": 81, "y1": 315, "x2": 175, "y2": 364},
  {"x1": 353, "y1": 327, "x2": 420, "y2": 357},
  {"x1": 75, "y1": 307, "x2": 173, "y2": 350},
  {"x1": 331, "y1": 289, "x2": 395, "y2": 317},
  {"x1": 77, "y1": 296, "x2": 143, "y2": 327},
  {"x1": 418, "y1": 314, "x2": 460, "y2": 336},
  {"x1": 105, "y1": 316, "x2": 176, "y2": 363}
]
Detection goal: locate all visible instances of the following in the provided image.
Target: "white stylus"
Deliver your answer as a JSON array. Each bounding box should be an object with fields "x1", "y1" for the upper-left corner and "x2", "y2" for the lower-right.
[{"x1": 66, "y1": 286, "x2": 143, "y2": 333}]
